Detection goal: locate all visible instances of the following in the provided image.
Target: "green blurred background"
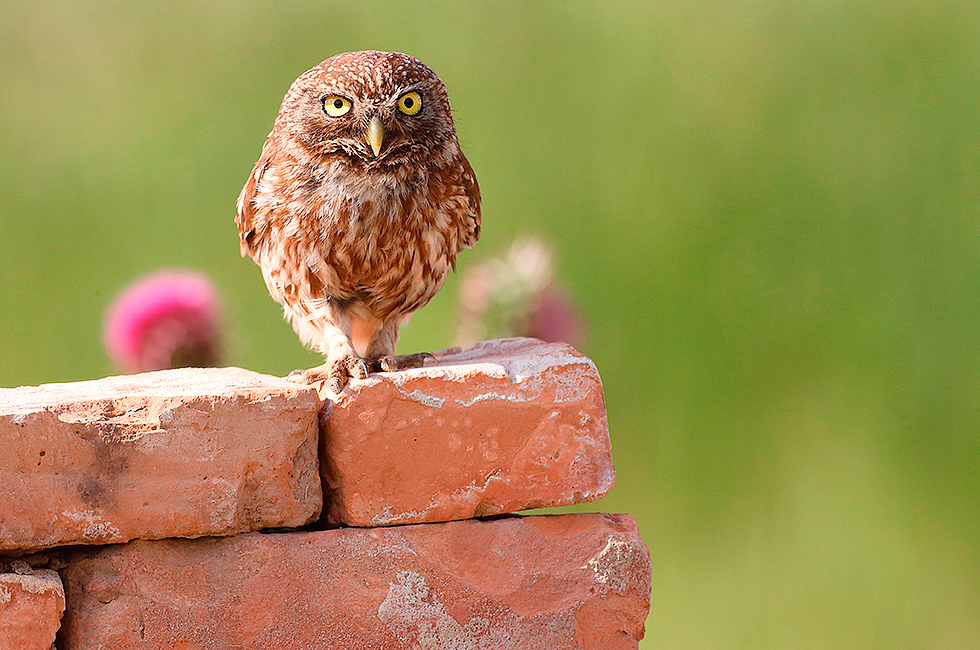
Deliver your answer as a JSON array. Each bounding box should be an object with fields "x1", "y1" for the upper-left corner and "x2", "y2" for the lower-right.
[{"x1": 2, "y1": 0, "x2": 979, "y2": 646}]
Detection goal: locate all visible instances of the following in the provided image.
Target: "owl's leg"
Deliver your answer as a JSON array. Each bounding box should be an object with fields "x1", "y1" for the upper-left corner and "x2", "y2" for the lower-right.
[
  {"x1": 362, "y1": 319, "x2": 399, "y2": 372},
  {"x1": 289, "y1": 310, "x2": 369, "y2": 392},
  {"x1": 363, "y1": 319, "x2": 434, "y2": 373}
]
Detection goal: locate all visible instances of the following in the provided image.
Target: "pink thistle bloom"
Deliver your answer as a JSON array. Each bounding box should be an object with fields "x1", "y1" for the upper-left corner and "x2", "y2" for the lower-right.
[
  {"x1": 526, "y1": 283, "x2": 588, "y2": 349},
  {"x1": 456, "y1": 237, "x2": 588, "y2": 350},
  {"x1": 103, "y1": 270, "x2": 224, "y2": 373}
]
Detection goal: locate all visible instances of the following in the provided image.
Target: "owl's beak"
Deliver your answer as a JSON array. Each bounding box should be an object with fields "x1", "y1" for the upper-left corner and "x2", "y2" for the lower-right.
[{"x1": 365, "y1": 116, "x2": 384, "y2": 157}]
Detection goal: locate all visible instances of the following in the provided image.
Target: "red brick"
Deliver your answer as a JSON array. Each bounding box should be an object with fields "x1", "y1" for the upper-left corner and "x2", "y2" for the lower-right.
[
  {"x1": 0, "y1": 568, "x2": 65, "y2": 650},
  {"x1": 321, "y1": 338, "x2": 615, "y2": 526},
  {"x1": 61, "y1": 513, "x2": 649, "y2": 649},
  {"x1": 0, "y1": 368, "x2": 321, "y2": 552}
]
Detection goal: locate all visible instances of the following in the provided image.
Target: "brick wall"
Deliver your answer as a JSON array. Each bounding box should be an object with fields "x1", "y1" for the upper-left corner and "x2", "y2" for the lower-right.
[{"x1": 0, "y1": 338, "x2": 650, "y2": 649}]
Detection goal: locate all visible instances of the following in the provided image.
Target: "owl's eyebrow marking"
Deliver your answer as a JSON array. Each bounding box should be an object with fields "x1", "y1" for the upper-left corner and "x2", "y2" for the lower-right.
[{"x1": 390, "y1": 85, "x2": 422, "y2": 100}]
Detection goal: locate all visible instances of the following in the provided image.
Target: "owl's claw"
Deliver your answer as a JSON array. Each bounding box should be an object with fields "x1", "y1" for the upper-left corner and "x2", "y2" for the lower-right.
[
  {"x1": 286, "y1": 354, "x2": 369, "y2": 392},
  {"x1": 325, "y1": 376, "x2": 344, "y2": 394},
  {"x1": 326, "y1": 355, "x2": 368, "y2": 392},
  {"x1": 349, "y1": 356, "x2": 370, "y2": 379},
  {"x1": 377, "y1": 355, "x2": 398, "y2": 372},
  {"x1": 288, "y1": 351, "x2": 435, "y2": 392}
]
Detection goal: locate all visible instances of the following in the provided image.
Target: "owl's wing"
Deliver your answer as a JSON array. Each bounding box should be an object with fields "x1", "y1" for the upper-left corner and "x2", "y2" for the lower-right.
[
  {"x1": 457, "y1": 156, "x2": 482, "y2": 250},
  {"x1": 235, "y1": 129, "x2": 276, "y2": 258}
]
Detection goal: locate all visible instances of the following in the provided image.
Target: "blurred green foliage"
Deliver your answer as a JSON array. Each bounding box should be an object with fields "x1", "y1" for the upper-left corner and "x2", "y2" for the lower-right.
[{"x1": 2, "y1": 0, "x2": 979, "y2": 647}]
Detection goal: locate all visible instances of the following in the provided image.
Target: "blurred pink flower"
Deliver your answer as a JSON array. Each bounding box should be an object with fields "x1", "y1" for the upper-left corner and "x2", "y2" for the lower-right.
[
  {"x1": 103, "y1": 270, "x2": 224, "y2": 373},
  {"x1": 456, "y1": 237, "x2": 588, "y2": 349}
]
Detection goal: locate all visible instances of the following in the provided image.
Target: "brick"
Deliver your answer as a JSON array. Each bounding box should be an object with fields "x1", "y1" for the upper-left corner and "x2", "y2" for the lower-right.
[
  {"x1": 0, "y1": 568, "x2": 66, "y2": 650},
  {"x1": 320, "y1": 337, "x2": 614, "y2": 526},
  {"x1": 0, "y1": 368, "x2": 321, "y2": 552},
  {"x1": 61, "y1": 513, "x2": 650, "y2": 649}
]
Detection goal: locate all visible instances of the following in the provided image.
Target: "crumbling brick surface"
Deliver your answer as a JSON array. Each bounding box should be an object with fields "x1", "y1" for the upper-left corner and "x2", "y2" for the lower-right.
[
  {"x1": 61, "y1": 513, "x2": 650, "y2": 649},
  {"x1": 321, "y1": 338, "x2": 615, "y2": 526},
  {"x1": 0, "y1": 567, "x2": 65, "y2": 650},
  {"x1": 0, "y1": 367, "x2": 322, "y2": 552}
]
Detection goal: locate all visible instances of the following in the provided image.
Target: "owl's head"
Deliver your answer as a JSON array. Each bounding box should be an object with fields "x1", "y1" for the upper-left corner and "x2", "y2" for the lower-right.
[{"x1": 275, "y1": 51, "x2": 459, "y2": 168}]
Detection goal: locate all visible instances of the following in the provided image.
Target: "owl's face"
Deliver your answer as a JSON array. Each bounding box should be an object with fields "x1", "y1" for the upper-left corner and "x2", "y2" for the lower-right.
[{"x1": 275, "y1": 51, "x2": 458, "y2": 169}]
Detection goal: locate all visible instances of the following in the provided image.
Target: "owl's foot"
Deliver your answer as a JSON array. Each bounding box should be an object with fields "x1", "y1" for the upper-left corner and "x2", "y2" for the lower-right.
[
  {"x1": 288, "y1": 352, "x2": 435, "y2": 392},
  {"x1": 370, "y1": 352, "x2": 436, "y2": 372},
  {"x1": 288, "y1": 354, "x2": 369, "y2": 393}
]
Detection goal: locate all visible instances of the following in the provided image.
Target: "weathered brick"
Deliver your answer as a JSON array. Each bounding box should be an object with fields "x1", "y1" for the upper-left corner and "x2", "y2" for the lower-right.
[
  {"x1": 61, "y1": 513, "x2": 650, "y2": 649},
  {"x1": 321, "y1": 337, "x2": 615, "y2": 526},
  {"x1": 0, "y1": 568, "x2": 65, "y2": 650},
  {"x1": 0, "y1": 368, "x2": 321, "y2": 552}
]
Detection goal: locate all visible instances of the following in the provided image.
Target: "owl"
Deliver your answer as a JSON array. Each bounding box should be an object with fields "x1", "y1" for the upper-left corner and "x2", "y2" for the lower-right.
[{"x1": 236, "y1": 51, "x2": 481, "y2": 392}]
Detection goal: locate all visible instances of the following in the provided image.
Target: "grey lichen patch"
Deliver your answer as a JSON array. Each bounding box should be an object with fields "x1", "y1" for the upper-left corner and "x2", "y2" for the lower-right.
[
  {"x1": 401, "y1": 389, "x2": 445, "y2": 408},
  {"x1": 587, "y1": 533, "x2": 648, "y2": 595},
  {"x1": 378, "y1": 572, "x2": 508, "y2": 649},
  {"x1": 453, "y1": 391, "x2": 529, "y2": 407}
]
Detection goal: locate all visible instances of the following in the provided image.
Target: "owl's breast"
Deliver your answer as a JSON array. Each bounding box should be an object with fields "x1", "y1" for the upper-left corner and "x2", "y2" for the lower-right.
[{"x1": 297, "y1": 163, "x2": 458, "y2": 317}]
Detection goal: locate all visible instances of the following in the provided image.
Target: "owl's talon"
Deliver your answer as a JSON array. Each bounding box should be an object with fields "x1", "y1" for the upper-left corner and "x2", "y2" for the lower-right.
[
  {"x1": 349, "y1": 357, "x2": 370, "y2": 379},
  {"x1": 326, "y1": 376, "x2": 345, "y2": 394},
  {"x1": 284, "y1": 353, "x2": 371, "y2": 392},
  {"x1": 324, "y1": 354, "x2": 368, "y2": 391}
]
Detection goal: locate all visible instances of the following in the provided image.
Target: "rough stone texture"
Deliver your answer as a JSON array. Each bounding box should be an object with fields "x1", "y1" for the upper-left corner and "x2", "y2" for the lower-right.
[
  {"x1": 320, "y1": 337, "x2": 614, "y2": 526},
  {"x1": 0, "y1": 567, "x2": 66, "y2": 650},
  {"x1": 0, "y1": 368, "x2": 322, "y2": 552},
  {"x1": 61, "y1": 513, "x2": 650, "y2": 649}
]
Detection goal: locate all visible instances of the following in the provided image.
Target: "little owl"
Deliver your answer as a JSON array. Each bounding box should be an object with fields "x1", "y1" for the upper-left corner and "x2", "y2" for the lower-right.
[{"x1": 236, "y1": 51, "x2": 481, "y2": 392}]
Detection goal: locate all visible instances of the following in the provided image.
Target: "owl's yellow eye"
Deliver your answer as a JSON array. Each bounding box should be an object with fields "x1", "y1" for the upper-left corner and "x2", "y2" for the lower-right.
[
  {"x1": 323, "y1": 96, "x2": 352, "y2": 117},
  {"x1": 398, "y1": 91, "x2": 422, "y2": 116}
]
